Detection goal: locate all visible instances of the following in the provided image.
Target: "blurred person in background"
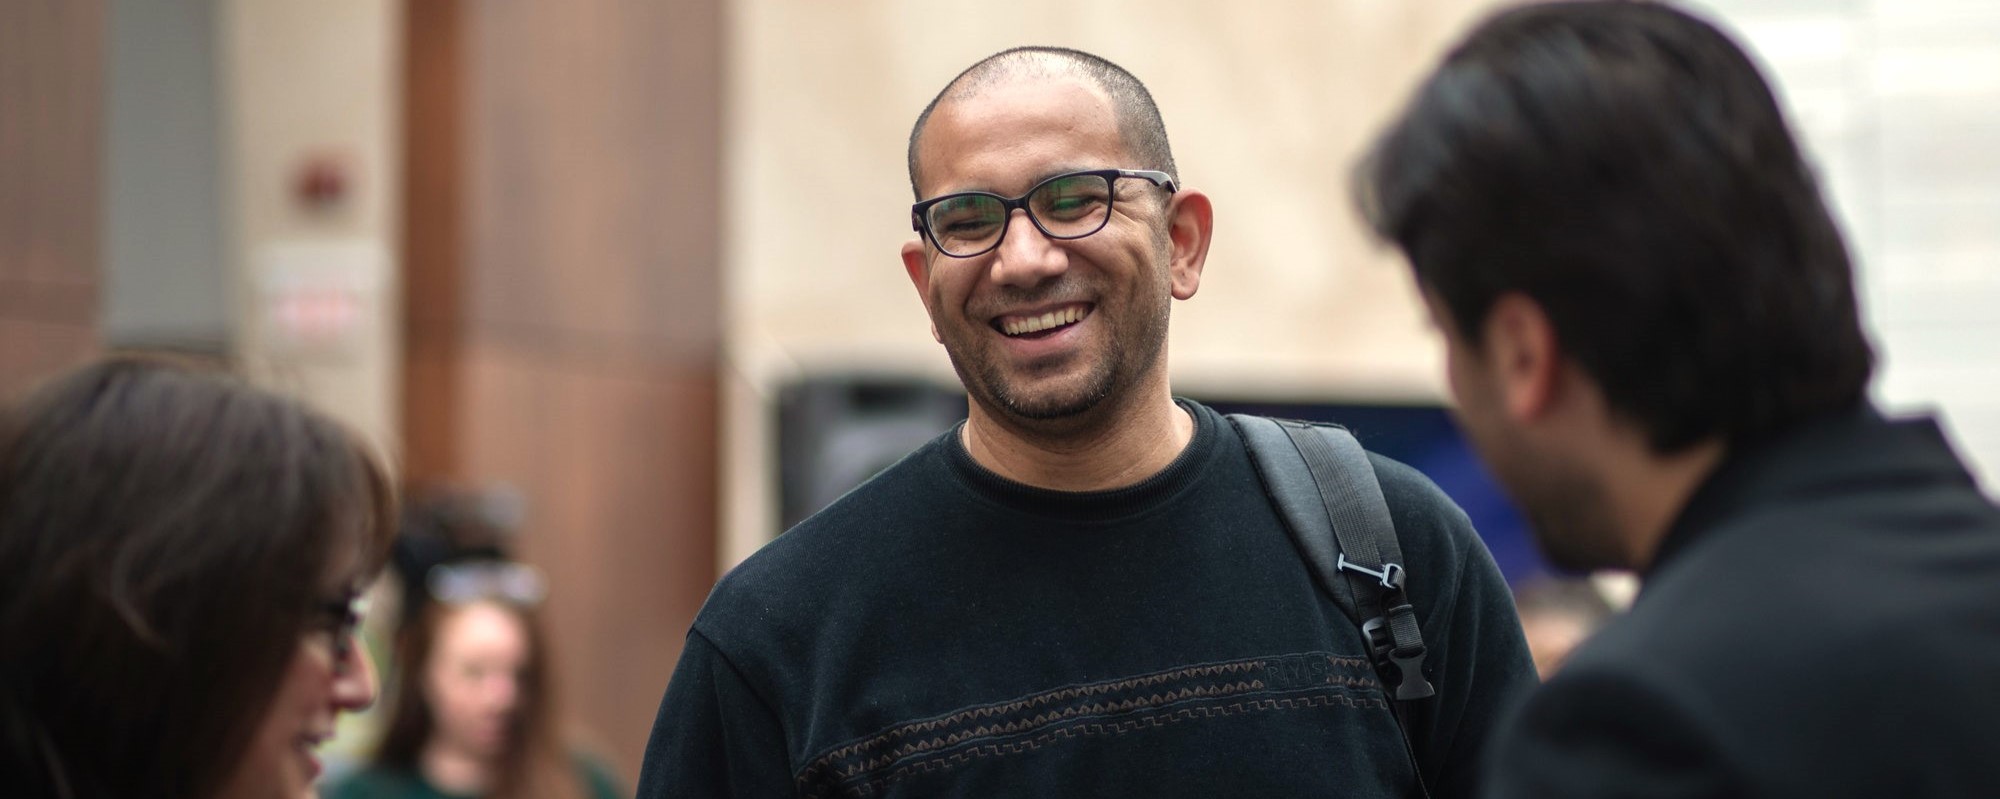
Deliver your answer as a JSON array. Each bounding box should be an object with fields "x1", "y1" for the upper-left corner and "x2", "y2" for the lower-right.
[
  {"x1": 639, "y1": 45, "x2": 1535, "y2": 798},
  {"x1": 1355, "y1": 1, "x2": 2000, "y2": 796},
  {"x1": 326, "y1": 493, "x2": 620, "y2": 799},
  {"x1": 1510, "y1": 578, "x2": 1615, "y2": 679},
  {"x1": 0, "y1": 356, "x2": 394, "y2": 799}
]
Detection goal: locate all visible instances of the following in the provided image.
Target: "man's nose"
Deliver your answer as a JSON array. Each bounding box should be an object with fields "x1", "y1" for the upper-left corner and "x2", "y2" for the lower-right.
[
  {"x1": 332, "y1": 634, "x2": 378, "y2": 712},
  {"x1": 988, "y1": 209, "x2": 1069, "y2": 288}
]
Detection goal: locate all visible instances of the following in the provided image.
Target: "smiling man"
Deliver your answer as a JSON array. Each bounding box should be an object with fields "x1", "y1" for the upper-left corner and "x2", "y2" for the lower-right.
[{"x1": 636, "y1": 47, "x2": 1534, "y2": 798}]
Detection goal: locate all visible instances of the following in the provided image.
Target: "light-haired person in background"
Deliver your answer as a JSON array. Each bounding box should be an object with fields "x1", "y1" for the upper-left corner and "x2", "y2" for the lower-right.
[
  {"x1": 1510, "y1": 578, "x2": 1615, "y2": 680},
  {"x1": 327, "y1": 492, "x2": 622, "y2": 799},
  {"x1": 1356, "y1": 2, "x2": 2000, "y2": 796}
]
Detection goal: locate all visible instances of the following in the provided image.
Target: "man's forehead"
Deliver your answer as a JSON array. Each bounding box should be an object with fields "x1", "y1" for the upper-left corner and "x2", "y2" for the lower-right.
[
  {"x1": 944, "y1": 52, "x2": 1092, "y2": 98},
  {"x1": 915, "y1": 74, "x2": 1128, "y2": 195}
]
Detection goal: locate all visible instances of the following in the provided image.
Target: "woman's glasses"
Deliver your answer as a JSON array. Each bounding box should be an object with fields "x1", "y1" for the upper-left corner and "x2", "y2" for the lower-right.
[{"x1": 311, "y1": 592, "x2": 365, "y2": 670}]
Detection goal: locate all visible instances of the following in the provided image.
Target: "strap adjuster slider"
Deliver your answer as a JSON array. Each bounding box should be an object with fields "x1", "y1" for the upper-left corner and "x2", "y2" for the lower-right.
[{"x1": 1336, "y1": 553, "x2": 1405, "y2": 591}]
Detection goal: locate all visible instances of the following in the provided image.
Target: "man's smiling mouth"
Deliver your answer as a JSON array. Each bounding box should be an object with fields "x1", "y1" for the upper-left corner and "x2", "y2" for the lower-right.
[{"x1": 996, "y1": 304, "x2": 1092, "y2": 337}]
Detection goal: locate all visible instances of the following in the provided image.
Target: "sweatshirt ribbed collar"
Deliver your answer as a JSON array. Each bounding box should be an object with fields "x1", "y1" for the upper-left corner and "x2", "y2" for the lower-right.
[{"x1": 942, "y1": 399, "x2": 1218, "y2": 525}]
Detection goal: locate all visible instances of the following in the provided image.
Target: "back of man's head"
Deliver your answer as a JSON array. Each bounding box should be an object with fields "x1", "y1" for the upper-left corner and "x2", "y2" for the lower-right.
[
  {"x1": 1356, "y1": 0, "x2": 1874, "y2": 453},
  {"x1": 907, "y1": 46, "x2": 1178, "y2": 198}
]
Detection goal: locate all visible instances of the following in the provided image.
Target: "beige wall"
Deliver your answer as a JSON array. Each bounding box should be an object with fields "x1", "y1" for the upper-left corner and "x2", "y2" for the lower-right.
[
  {"x1": 222, "y1": 0, "x2": 402, "y2": 456},
  {"x1": 1702, "y1": 0, "x2": 2000, "y2": 487},
  {"x1": 723, "y1": 0, "x2": 1506, "y2": 564}
]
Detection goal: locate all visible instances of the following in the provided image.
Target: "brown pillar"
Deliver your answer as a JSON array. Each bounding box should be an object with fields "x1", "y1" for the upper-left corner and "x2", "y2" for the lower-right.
[
  {"x1": 0, "y1": 0, "x2": 103, "y2": 394},
  {"x1": 401, "y1": 0, "x2": 723, "y2": 780}
]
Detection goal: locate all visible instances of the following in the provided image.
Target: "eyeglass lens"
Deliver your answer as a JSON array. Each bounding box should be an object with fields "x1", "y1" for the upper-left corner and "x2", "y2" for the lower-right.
[
  {"x1": 316, "y1": 595, "x2": 362, "y2": 668},
  {"x1": 926, "y1": 173, "x2": 1114, "y2": 257}
]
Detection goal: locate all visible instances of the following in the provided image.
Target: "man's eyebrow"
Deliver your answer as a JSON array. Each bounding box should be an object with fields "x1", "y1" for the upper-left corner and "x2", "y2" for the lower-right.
[
  {"x1": 936, "y1": 165, "x2": 1102, "y2": 198},
  {"x1": 1027, "y1": 165, "x2": 1095, "y2": 186}
]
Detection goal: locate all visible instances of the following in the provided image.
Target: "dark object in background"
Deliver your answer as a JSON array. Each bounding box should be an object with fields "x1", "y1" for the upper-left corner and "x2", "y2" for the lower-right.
[
  {"x1": 1205, "y1": 399, "x2": 1544, "y2": 585},
  {"x1": 770, "y1": 375, "x2": 1546, "y2": 585},
  {"x1": 776, "y1": 376, "x2": 965, "y2": 531},
  {"x1": 390, "y1": 486, "x2": 526, "y2": 630}
]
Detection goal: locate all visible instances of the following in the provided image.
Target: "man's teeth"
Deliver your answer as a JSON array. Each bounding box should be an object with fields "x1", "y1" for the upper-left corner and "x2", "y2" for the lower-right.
[{"x1": 1003, "y1": 307, "x2": 1086, "y2": 336}]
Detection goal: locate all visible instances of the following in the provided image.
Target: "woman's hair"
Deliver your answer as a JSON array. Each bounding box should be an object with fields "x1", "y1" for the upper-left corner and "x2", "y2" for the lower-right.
[
  {"x1": 374, "y1": 592, "x2": 582, "y2": 799},
  {"x1": 0, "y1": 356, "x2": 397, "y2": 799}
]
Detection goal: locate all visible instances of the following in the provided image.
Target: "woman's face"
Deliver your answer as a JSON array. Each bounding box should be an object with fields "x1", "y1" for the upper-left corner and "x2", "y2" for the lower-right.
[
  {"x1": 213, "y1": 578, "x2": 379, "y2": 798},
  {"x1": 425, "y1": 600, "x2": 531, "y2": 759}
]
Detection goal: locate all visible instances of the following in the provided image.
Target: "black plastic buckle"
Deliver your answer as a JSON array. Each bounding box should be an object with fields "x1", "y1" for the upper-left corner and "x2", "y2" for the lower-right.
[{"x1": 1362, "y1": 615, "x2": 1437, "y2": 701}]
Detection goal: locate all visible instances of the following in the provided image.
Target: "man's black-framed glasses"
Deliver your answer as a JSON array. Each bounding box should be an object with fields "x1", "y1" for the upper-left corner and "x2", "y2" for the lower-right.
[{"x1": 912, "y1": 168, "x2": 1177, "y2": 258}]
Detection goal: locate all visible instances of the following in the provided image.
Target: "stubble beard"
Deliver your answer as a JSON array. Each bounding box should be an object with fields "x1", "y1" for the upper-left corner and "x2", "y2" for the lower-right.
[
  {"x1": 943, "y1": 280, "x2": 1172, "y2": 426},
  {"x1": 1508, "y1": 458, "x2": 1628, "y2": 573},
  {"x1": 1455, "y1": 404, "x2": 1627, "y2": 573}
]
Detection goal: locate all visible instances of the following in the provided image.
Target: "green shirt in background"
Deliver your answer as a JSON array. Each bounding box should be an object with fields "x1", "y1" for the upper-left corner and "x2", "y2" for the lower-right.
[{"x1": 324, "y1": 755, "x2": 623, "y2": 799}]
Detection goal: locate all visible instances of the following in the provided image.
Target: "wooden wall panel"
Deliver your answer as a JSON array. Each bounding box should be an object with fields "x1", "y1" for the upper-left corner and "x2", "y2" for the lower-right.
[
  {"x1": 0, "y1": 0, "x2": 103, "y2": 395},
  {"x1": 402, "y1": 0, "x2": 723, "y2": 780},
  {"x1": 401, "y1": 0, "x2": 465, "y2": 479},
  {"x1": 458, "y1": 346, "x2": 718, "y2": 772},
  {"x1": 466, "y1": 1, "x2": 722, "y2": 361}
]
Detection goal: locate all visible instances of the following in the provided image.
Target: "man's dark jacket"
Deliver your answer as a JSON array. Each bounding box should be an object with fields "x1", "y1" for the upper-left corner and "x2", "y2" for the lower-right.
[{"x1": 1489, "y1": 405, "x2": 2000, "y2": 797}]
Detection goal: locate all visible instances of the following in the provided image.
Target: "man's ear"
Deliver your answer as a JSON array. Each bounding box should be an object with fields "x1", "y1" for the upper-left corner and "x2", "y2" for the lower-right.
[
  {"x1": 1482, "y1": 292, "x2": 1563, "y2": 423},
  {"x1": 900, "y1": 239, "x2": 943, "y2": 343},
  {"x1": 1164, "y1": 189, "x2": 1213, "y2": 300}
]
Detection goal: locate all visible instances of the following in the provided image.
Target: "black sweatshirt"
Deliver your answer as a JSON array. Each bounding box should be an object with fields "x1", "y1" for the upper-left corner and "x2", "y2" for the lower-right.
[{"x1": 639, "y1": 400, "x2": 1535, "y2": 798}]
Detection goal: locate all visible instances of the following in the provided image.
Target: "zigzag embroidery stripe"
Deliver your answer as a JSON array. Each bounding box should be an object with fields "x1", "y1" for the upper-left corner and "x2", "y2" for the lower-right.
[
  {"x1": 803, "y1": 694, "x2": 1380, "y2": 798},
  {"x1": 795, "y1": 652, "x2": 1380, "y2": 793}
]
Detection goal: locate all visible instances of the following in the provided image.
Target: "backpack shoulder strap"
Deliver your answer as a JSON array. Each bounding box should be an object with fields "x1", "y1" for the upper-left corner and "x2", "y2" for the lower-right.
[
  {"x1": 1227, "y1": 414, "x2": 1435, "y2": 701},
  {"x1": 1229, "y1": 414, "x2": 1362, "y2": 622}
]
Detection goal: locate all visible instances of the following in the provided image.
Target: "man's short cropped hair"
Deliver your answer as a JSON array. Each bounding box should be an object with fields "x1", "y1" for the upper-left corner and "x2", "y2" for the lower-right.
[
  {"x1": 907, "y1": 46, "x2": 1178, "y2": 199},
  {"x1": 1355, "y1": 1, "x2": 1874, "y2": 453}
]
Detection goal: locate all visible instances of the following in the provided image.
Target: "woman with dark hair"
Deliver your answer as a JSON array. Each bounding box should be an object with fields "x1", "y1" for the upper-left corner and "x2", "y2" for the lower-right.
[
  {"x1": 328, "y1": 508, "x2": 619, "y2": 799},
  {"x1": 0, "y1": 356, "x2": 397, "y2": 799}
]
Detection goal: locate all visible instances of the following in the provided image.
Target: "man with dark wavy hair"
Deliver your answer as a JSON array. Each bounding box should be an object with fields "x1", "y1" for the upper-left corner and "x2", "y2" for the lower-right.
[{"x1": 1356, "y1": 2, "x2": 2000, "y2": 796}]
